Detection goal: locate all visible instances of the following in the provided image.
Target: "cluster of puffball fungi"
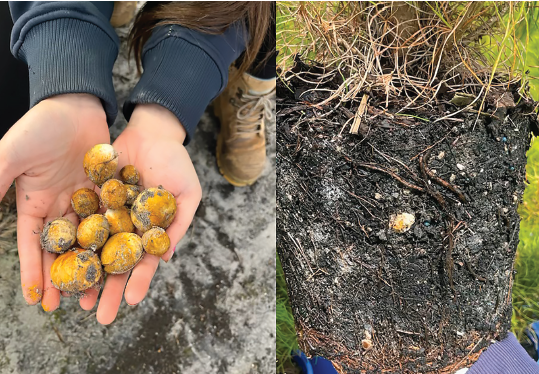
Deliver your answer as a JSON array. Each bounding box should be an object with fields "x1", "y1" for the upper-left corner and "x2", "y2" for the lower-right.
[{"x1": 40, "y1": 144, "x2": 177, "y2": 296}]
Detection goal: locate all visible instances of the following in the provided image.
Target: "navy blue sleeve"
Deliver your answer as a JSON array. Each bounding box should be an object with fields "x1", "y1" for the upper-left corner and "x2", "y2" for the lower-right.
[
  {"x1": 122, "y1": 23, "x2": 247, "y2": 144},
  {"x1": 467, "y1": 333, "x2": 539, "y2": 374},
  {"x1": 9, "y1": 1, "x2": 119, "y2": 125}
]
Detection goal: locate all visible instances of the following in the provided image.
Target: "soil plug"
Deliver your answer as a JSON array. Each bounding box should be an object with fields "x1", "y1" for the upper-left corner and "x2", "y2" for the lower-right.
[
  {"x1": 101, "y1": 233, "x2": 144, "y2": 274},
  {"x1": 71, "y1": 188, "x2": 100, "y2": 218},
  {"x1": 77, "y1": 214, "x2": 110, "y2": 251},
  {"x1": 105, "y1": 207, "x2": 135, "y2": 235},
  {"x1": 119, "y1": 165, "x2": 140, "y2": 185},
  {"x1": 50, "y1": 249, "x2": 102, "y2": 293},
  {"x1": 100, "y1": 179, "x2": 127, "y2": 210},
  {"x1": 40, "y1": 218, "x2": 77, "y2": 253},
  {"x1": 131, "y1": 186, "x2": 177, "y2": 232},
  {"x1": 142, "y1": 227, "x2": 171, "y2": 257},
  {"x1": 83, "y1": 144, "x2": 118, "y2": 186}
]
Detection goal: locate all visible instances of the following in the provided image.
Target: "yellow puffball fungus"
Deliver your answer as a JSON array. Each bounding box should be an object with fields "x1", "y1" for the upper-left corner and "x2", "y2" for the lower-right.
[
  {"x1": 101, "y1": 233, "x2": 144, "y2": 274},
  {"x1": 142, "y1": 227, "x2": 171, "y2": 257},
  {"x1": 40, "y1": 218, "x2": 77, "y2": 254},
  {"x1": 77, "y1": 214, "x2": 110, "y2": 251},
  {"x1": 119, "y1": 165, "x2": 140, "y2": 185},
  {"x1": 125, "y1": 184, "x2": 140, "y2": 206},
  {"x1": 131, "y1": 186, "x2": 177, "y2": 232},
  {"x1": 100, "y1": 179, "x2": 127, "y2": 210},
  {"x1": 71, "y1": 188, "x2": 100, "y2": 218},
  {"x1": 83, "y1": 144, "x2": 118, "y2": 186},
  {"x1": 104, "y1": 207, "x2": 135, "y2": 235},
  {"x1": 50, "y1": 249, "x2": 102, "y2": 293}
]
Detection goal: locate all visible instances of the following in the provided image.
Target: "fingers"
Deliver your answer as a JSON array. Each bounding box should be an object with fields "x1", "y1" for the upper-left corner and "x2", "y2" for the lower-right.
[
  {"x1": 162, "y1": 189, "x2": 201, "y2": 262},
  {"x1": 124, "y1": 254, "x2": 160, "y2": 306},
  {"x1": 79, "y1": 288, "x2": 99, "y2": 311},
  {"x1": 17, "y1": 214, "x2": 44, "y2": 305},
  {"x1": 40, "y1": 251, "x2": 60, "y2": 312},
  {"x1": 96, "y1": 272, "x2": 130, "y2": 325}
]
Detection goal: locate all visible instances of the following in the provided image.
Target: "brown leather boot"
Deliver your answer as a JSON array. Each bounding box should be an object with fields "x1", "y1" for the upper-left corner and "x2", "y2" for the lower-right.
[
  {"x1": 214, "y1": 69, "x2": 275, "y2": 186},
  {"x1": 110, "y1": 1, "x2": 137, "y2": 28}
]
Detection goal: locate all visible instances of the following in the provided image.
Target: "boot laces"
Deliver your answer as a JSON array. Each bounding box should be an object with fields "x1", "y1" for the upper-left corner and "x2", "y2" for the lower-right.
[{"x1": 234, "y1": 88, "x2": 275, "y2": 136}]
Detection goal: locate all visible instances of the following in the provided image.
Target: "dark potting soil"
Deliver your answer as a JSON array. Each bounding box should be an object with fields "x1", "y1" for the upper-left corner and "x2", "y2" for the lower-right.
[{"x1": 277, "y1": 63, "x2": 536, "y2": 373}]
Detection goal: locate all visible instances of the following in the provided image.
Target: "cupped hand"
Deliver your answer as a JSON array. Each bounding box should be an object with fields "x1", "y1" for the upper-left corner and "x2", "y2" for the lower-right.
[
  {"x1": 80, "y1": 104, "x2": 201, "y2": 325},
  {"x1": 0, "y1": 94, "x2": 110, "y2": 311}
]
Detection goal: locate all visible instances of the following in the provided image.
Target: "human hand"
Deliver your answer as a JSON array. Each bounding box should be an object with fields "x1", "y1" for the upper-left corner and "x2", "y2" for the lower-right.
[
  {"x1": 80, "y1": 103, "x2": 202, "y2": 324},
  {"x1": 0, "y1": 94, "x2": 110, "y2": 311}
]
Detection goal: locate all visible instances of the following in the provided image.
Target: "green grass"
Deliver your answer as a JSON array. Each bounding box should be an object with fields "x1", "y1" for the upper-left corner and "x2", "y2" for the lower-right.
[
  {"x1": 513, "y1": 136, "x2": 539, "y2": 339},
  {"x1": 276, "y1": 254, "x2": 298, "y2": 373}
]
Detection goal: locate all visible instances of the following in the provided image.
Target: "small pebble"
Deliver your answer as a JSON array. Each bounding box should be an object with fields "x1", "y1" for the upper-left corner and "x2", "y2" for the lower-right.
[
  {"x1": 450, "y1": 174, "x2": 456, "y2": 183},
  {"x1": 374, "y1": 193, "x2": 382, "y2": 200},
  {"x1": 437, "y1": 151, "x2": 445, "y2": 160},
  {"x1": 457, "y1": 163, "x2": 465, "y2": 171}
]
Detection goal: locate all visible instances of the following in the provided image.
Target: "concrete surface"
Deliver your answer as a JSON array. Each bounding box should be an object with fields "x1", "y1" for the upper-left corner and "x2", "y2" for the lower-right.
[{"x1": 0, "y1": 16, "x2": 276, "y2": 374}]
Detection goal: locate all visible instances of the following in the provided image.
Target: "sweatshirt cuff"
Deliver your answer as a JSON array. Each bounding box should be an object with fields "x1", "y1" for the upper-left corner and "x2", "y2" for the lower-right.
[
  {"x1": 15, "y1": 18, "x2": 118, "y2": 125},
  {"x1": 467, "y1": 333, "x2": 539, "y2": 374},
  {"x1": 123, "y1": 36, "x2": 222, "y2": 145}
]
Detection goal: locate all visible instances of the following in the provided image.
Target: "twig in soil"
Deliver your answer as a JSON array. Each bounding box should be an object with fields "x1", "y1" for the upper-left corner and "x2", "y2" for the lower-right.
[
  {"x1": 52, "y1": 325, "x2": 66, "y2": 344},
  {"x1": 287, "y1": 232, "x2": 314, "y2": 275},
  {"x1": 350, "y1": 94, "x2": 369, "y2": 135},
  {"x1": 370, "y1": 145, "x2": 424, "y2": 185},
  {"x1": 464, "y1": 259, "x2": 487, "y2": 282},
  {"x1": 422, "y1": 149, "x2": 467, "y2": 203},
  {"x1": 354, "y1": 162, "x2": 425, "y2": 192},
  {"x1": 419, "y1": 154, "x2": 447, "y2": 209},
  {"x1": 445, "y1": 220, "x2": 457, "y2": 297}
]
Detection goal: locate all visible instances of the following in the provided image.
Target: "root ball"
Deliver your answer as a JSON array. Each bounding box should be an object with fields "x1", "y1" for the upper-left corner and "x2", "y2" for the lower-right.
[
  {"x1": 71, "y1": 188, "x2": 100, "y2": 218},
  {"x1": 104, "y1": 207, "x2": 135, "y2": 235},
  {"x1": 77, "y1": 214, "x2": 110, "y2": 251},
  {"x1": 40, "y1": 218, "x2": 77, "y2": 254},
  {"x1": 101, "y1": 233, "x2": 144, "y2": 274},
  {"x1": 131, "y1": 187, "x2": 177, "y2": 232},
  {"x1": 83, "y1": 144, "x2": 118, "y2": 186},
  {"x1": 100, "y1": 179, "x2": 127, "y2": 210},
  {"x1": 50, "y1": 249, "x2": 102, "y2": 293},
  {"x1": 142, "y1": 227, "x2": 171, "y2": 257},
  {"x1": 119, "y1": 165, "x2": 140, "y2": 185}
]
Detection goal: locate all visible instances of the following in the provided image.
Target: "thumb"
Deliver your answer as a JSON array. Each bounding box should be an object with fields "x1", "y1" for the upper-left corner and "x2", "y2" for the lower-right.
[{"x1": 0, "y1": 141, "x2": 21, "y2": 203}]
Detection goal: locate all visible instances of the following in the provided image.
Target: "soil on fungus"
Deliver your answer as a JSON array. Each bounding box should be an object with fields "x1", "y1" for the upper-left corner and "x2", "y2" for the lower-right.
[{"x1": 277, "y1": 61, "x2": 538, "y2": 373}]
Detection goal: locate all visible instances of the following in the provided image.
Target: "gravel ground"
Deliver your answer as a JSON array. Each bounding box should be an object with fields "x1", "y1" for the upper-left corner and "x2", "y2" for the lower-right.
[{"x1": 0, "y1": 17, "x2": 276, "y2": 374}]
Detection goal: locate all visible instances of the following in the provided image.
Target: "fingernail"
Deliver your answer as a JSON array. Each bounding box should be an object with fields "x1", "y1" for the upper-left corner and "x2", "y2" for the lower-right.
[{"x1": 25, "y1": 286, "x2": 42, "y2": 305}]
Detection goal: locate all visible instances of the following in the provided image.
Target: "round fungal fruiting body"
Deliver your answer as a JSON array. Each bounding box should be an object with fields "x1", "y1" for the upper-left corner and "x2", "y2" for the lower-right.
[
  {"x1": 131, "y1": 187, "x2": 177, "y2": 232},
  {"x1": 100, "y1": 179, "x2": 127, "y2": 210},
  {"x1": 101, "y1": 233, "x2": 144, "y2": 274},
  {"x1": 142, "y1": 227, "x2": 171, "y2": 256},
  {"x1": 119, "y1": 165, "x2": 140, "y2": 185},
  {"x1": 83, "y1": 144, "x2": 118, "y2": 186},
  {"x1": 50, "y1": 249, "x2": 102, "y2": 293},
  {"x1": 77, "y1": 214, "x2": 110, "y2": 251},
  {"x1": 125, "y1": 184, "x2": 140, "y2": 206},
  {"x1": 40, "y1": 218, "x2": 77, "y2": 253},
  {"x1": 71, "y1": 188, "x2": 100, "y2": 218},
  {"x1": 104, "y1": 207, "x2": 135, "y2": 235}
]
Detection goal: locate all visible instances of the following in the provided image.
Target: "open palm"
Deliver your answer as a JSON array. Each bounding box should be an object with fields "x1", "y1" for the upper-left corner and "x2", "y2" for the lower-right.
[
  {"x1": 79, "y1": 104, "x2": 202, "y2": 324},
  {"x1": 0, "y1": 94, "x2": 110, "y2": 311}
]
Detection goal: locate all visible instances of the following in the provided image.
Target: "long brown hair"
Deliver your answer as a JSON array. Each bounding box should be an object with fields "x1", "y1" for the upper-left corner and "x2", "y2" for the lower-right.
[{"x1": 129, "y1": 2, "x2": 274, "y2": 78}]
